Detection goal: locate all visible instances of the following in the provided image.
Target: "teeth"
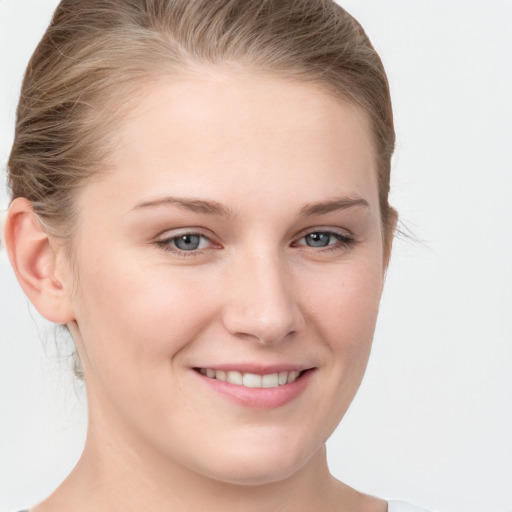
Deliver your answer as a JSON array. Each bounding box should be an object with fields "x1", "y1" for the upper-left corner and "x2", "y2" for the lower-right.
[
  {"x1": 216, "y1": 370, "x2": 227, "y2": 382},
  {"x1": 262, "y1": 373, "x2": 279, "y2": 388},
  {"x1": 226, "y1": 371, "x2": 243, "y2": 385},
  {"x1": 242, "y1": 373, "x2": 262, "y2": 388},
  {"x1": 199, "y1": 368, "x2": 303, "y2": 388},
  {"x1": 288, "y1": 370, "x2": 300, "y2": 383}
]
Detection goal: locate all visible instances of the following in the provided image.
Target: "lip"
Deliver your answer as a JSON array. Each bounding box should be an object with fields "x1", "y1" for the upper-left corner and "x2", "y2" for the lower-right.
[
  {"x1": 192, "y1": 365, "x2": 315, "y2": 409},
  {"x1": 194, "y1": 363, "x2": 312, "y2": 374}
]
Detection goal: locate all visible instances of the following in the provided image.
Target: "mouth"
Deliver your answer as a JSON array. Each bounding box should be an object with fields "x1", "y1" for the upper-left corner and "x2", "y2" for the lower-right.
[
  {"x1": 194, "y1": 368, "x2": 309, "y2": 389},
  {"x1": 193, "y1": 366, "x2": 315, "y2": 409}
]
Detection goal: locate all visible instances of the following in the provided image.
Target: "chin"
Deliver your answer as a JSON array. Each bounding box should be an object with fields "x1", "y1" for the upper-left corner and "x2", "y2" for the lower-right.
[
  {"x1": 201, "y1": 459, "x2": 306, "y2": 487},
  {"x1": 187, "y1": 433, "x2": 319, "y2": 487}
]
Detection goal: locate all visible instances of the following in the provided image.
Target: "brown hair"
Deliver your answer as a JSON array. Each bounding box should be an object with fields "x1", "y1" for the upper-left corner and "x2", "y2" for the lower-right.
[{"x1": 8, "y1": 0, "x2": 395, "y2": 245}]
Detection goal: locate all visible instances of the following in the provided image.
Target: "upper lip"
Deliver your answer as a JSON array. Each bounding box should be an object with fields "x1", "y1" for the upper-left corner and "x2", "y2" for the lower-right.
[{"x1": 193, "y1": 363, "x2": 315, "y2": 374}]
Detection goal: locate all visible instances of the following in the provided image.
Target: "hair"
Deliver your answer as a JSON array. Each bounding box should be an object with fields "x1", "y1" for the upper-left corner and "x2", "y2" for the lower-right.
[
  {"x1": 7, "y1": 0, "x2": 395, "y2": 248},
  {"x1": 7, "y1": 0, "x2": 396, "y2": 380}
]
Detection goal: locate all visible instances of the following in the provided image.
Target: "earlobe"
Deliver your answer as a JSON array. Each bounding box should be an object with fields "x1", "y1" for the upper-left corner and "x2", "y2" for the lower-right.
[{"x1": 4, "y1": 197, "x2": 75, "y2": 324}]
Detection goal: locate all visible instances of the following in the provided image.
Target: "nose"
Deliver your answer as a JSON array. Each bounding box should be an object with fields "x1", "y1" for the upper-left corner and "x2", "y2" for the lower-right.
[{"x1": 221, "y1": 250, "x2": 304, "y2": 345}]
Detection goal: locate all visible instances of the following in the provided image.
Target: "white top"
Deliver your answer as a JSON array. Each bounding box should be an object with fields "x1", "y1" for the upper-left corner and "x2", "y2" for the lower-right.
[{"x1": 388, "y1": 501, "x2": 431, "y2": 512}]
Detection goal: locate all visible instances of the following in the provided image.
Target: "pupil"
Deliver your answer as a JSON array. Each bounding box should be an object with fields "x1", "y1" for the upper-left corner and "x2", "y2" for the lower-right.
[
  {"x1": 306, "y1": 233, "x2": 330, "y2": 247},
  {"x1": 175, "y1": 234, "x2": 200, "y2": 250}
]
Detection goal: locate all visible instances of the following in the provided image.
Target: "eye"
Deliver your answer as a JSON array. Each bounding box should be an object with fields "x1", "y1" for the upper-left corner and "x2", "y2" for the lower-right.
[
  {"x1": 172, "y1": 234, "x2": 207, "y2": 251},
  {"x1": 294, "y1": 230, "x2": 355, "y2": 249},
  {"x1": 156, "y1": 232, "x2": 213, "y2": 253},
  {"x1": 303, "y1": 232, "x2": 334, "y2": 248}
]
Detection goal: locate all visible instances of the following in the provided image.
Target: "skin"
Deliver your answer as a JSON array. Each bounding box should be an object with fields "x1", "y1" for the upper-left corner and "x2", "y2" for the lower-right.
[{"x1": 6, "y1": 70, "x2": 390, "y2": 511}]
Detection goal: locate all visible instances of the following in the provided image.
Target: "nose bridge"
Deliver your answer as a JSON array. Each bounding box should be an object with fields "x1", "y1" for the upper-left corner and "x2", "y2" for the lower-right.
[{"x1": 222, "y1": 245, "x2": 302, "y2": 344}]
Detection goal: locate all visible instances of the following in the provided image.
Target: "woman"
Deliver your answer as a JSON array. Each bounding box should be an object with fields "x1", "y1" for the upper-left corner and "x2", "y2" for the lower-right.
[{"x1": 4, "y1": 1, "x2": 430, "y2": 510}]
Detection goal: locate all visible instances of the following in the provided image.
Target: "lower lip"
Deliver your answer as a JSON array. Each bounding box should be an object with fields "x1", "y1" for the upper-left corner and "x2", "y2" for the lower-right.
[{"x1": 194, "y1": 369, "x2": 314, "y2": 409}]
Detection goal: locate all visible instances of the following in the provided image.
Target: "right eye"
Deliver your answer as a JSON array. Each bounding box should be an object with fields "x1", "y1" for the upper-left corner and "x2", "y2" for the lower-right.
[{"x1": 156, "y1": 232, "x2": 214, "y2": 255}]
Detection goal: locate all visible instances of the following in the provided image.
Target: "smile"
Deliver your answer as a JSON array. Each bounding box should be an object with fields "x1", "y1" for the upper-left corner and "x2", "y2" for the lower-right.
[{"x1": 196, "y1": 368, "x2": 303, "y2": 388}]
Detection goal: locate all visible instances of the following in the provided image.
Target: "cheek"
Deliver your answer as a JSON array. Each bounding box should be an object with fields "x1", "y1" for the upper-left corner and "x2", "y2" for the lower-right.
[
  {"x1": 71, "y1": 256, "x2": 218, "y2": 433},
  {"x1": 306, "y1": 259, "x2": 383, "y2": 424},
  {"x1": 305, "y1": 256, "x2": 383, "y2": 416},
  {"x1": 71, "y1": 245, "x2": 215, "y2": 379},
  {"x1": 308, "y1": 259, "x2": 383, "y2": 350}
]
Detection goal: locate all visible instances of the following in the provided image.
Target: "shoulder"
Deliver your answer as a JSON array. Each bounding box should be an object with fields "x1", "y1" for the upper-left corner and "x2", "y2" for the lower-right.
[{"x1": 387, "y1": 501, "x2": 433, "y2": 512}]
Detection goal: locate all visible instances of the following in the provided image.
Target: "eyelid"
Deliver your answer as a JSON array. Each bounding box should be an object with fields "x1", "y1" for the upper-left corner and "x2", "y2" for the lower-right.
[
  {"x1": 293, "y1": 226, "x2": 355, "y2": 241},
  {"x1": 152, "y1": 226, "x2": 356, "y2": 256},
  {"x1": 155, "y1": 226, "x2": 215, "y2": 241},
  {"x1": 154, "y1": 227, "x2": 222, "y2": 255},
  {"x1": 291, "y1": 226, "x2": 357, "y2": 249}
]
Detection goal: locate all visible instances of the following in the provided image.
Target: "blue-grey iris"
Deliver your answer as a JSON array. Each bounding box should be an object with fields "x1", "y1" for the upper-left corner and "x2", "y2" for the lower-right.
[
  {"x1": 305, "y1": 233, "x2": 331, "y2": 247},
  {"x1": 174, "y1": 234, "x2": 201, "y2": 251}
]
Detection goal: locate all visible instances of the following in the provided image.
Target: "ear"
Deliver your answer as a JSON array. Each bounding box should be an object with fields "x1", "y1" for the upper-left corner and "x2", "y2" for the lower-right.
[{"x1": 4, "y1": 197, "x2": 75, "y2": 324}]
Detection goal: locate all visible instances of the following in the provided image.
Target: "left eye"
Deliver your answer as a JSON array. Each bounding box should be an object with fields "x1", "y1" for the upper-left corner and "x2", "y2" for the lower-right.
[
  {"x1": 160, "y1": 233, "x2": 211, "y2": 251},
  {"x1": 296, "y1": 231, "x2": 351, "y2": 248}
]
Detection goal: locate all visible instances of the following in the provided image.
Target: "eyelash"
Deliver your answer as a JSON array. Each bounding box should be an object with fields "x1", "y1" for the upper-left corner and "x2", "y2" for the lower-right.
[
  {"x1": 292, "y1": 230, "x2": 356, "y2": 251},
  {"x1": 154, "y1": 228, "x2": 356, "y2": 258},
  {"x1": 155, "y1": 231, "x2": 217, "y2": 258}
]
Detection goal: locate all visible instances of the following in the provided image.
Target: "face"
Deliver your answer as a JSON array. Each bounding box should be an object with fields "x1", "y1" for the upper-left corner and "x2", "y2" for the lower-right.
[{"x1": 65, "y1": 70, "x2": 387, "y2": 485}]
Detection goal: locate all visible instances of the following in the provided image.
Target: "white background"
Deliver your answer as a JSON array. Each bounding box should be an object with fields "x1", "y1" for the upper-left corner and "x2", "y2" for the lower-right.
[{"x1": 1, "y1": 1, "x2": 511, "y2": 511}]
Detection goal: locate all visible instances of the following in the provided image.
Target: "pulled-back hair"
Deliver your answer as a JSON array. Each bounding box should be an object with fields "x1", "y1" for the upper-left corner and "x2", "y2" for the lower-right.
[{"x1": 8, "y1": 0, "x2": 395, "y2": 244}]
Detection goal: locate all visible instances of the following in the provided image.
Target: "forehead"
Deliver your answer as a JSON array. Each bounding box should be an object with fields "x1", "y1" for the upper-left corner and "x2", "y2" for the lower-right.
[{"x1": 85, "y1": 70, "x2": 379, "y2": 213}]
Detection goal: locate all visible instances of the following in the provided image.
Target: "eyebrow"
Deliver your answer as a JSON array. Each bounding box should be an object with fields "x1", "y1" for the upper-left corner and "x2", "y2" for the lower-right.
[
  {"x1": 299, "y1": 196, "x2": 370, "y2": 216},
  {"x1": 132, "y1": 196, "x2": 234, "y2": 218},
  {"x1": 131, "y1": 195, "x2": 369, "y2": 218}
]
